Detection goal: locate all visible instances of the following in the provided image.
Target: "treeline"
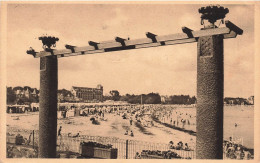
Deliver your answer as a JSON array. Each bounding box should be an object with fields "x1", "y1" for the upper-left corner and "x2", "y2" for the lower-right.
[
  {"x1": 224, "y1": 97, "x2": 252, "y2": 105},
  {"x1": 166, "y1": 95, "x2": 197, "y2": 105},
  {"x1": 104, "y1": 92, "x2": 161, "y2": 104},
  {"x1": 8, "y1": 86, "x2": 251, "y2": 105},
  {"x1": 7, "y1": 87, "x2": 75, "y2": 105},
  {"x1": 7, "y1": 86, "x2": 39, "y2": 105},
  {"x1": 104, "y1": 90, "x2": 196, "y2": 105},
  {"x1": 58, "y1": 89, "x2": 74, "y2": 97}
]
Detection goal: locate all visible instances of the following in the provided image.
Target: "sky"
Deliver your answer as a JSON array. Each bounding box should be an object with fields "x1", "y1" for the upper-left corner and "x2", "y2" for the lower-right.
[{"x1": 6, "y1": 3, "x2": 254, "y2": 98}]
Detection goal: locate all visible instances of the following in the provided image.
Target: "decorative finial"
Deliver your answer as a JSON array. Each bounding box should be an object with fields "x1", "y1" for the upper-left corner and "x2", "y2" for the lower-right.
[
  {"x1": 38, "y1": 36, "x2": 59, "y2": 50},
  {"x1": 199, "y1": 5, "x2": 229, "y2": 28}
]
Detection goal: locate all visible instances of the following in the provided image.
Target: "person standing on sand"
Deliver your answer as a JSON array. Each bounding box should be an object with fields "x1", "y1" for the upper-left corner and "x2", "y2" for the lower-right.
[
  {"x1": 58, "y1": 126, "x2": 62, "y2": 136},
  {"x1": 27, "y1": 132, "x2": 32, "y2": 145},
  {"x1": 58, "y1": 126, "x2": 62, "y2": 147},
  {"x1": 130, "y1": 130, "x2": 134, "y2": 137},
  {"x1": 130, "y1": 117, "x2": 133, "y2": 125}
]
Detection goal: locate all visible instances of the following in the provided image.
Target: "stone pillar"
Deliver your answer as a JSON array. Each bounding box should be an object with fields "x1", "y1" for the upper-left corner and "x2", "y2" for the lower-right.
[
  {"x1": 39, "y1": 55, "x2": 58, "y2": 158},
  {"x1": 196, "y1": 34, "x2": 224, "y2": 159}
]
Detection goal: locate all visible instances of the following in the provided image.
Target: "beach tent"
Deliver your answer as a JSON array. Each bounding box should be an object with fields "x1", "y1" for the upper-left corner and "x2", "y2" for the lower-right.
[
  {"x1": 74, "y1": 108, "x2": 80, "y2": 116},
  {"x1": 67, "y1": 109, "x2": 75, "y2": 117},
  {"x1": 57, "y1": 111, "x2": 63, "y2": 119}
]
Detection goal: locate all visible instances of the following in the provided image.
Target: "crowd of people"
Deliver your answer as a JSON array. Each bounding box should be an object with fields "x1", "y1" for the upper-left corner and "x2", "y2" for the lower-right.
[
  {"x1": 168, "y1": 141, "x2": 192, "y2": 151},
  {"x1": 135, "y1": 150, "x2": 182, "y2": 159},
  {"x1": 223, "y1": 137, "x2": 253, "y2": 160},
  {"x1": 56, "y1": 103, "x2": 252, "y2": 159},
  {"x1": 153, "y1": 105, "x2": 195, "y2": 130}
]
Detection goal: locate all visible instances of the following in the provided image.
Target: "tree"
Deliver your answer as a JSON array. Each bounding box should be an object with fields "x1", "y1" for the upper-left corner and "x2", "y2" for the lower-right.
[
  {"x1": 119, "y1": 95, "x2": 129, "y2": 102},
  {"x1": 13, "y1": 86, "x2": 23, "y2": 92},
  {"x1": 24, "y1": 86, "x2": 33, "y2": 92},
  {"x1": 58, "y1": 89, "x2": 73, "y2": 97},
  {"x1": 145, "y1": 93, "x2": 161, "y2": 104},
  {"x1": 168, "y1": 95, "x2": 196, "y2": 104},
  {"x1": 118, "y1": 93, "x2": 161, "y2": 104},
  {"x1": 109, "y1": 90, "x2": 120, "y2": 101},
  {"x1": 7, "y1": 87, "x2": 16, "y2": 104}
]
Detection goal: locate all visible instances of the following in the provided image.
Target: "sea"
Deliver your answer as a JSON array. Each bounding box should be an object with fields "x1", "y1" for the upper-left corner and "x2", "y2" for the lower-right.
[{"x1": 172, "y1": 105, "x2": 254, "y2": 149}]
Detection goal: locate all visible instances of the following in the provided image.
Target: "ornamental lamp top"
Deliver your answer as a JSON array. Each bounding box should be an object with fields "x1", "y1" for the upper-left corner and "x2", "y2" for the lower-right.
[
  {"x1": 39, "y1": 36, "x2": 59, "y2": 50},
  {"x1": 199, "y1": 5, "x2": 229, "y2": 28}
]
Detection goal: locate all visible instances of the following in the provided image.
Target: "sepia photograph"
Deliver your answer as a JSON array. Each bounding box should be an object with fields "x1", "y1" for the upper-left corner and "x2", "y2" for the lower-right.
[{"x1": 0, "y1": 1, "x2": 259, "y2": 161}]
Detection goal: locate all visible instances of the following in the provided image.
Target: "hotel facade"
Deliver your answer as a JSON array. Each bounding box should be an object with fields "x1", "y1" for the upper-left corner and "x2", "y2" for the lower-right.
[{"x1": 71, "y1": 85, "x2": 103, "y2": 102}]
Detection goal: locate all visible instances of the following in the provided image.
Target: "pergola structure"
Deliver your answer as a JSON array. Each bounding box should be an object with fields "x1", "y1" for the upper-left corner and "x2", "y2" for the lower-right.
[{"x1": 27, "y1": 5, "x2": 243, "y2": 159}]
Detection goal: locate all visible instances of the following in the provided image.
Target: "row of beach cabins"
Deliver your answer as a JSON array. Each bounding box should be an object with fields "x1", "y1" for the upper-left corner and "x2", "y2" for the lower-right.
[{"x1": 6, "y1": 102, "x2": 138, "y2": 116}]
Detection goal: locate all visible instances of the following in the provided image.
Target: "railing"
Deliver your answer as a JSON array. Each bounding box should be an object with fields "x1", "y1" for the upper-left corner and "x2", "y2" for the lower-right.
[
  {"x1": 7, "y1": 126, "x2": 252, "y2": 160},
  {"x1": 58, "y1": 135, "x2": 128, "y2": 159},
  {"x1": 7, "y1": 127, "x2": 195, "y2": 159}
]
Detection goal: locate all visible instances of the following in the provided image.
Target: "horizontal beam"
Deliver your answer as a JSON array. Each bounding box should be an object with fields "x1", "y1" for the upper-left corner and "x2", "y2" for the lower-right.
[
  {"x1": 225, "y1": 20, "x2": 243, "y2": 35},
  {"x1": 32, "y1": 21, "x2": 242, "y2": 58},
  {"x1": 156, "y1": 27, "x2": 229, "y2": 42},
  {"x1": 57, "y1": 38, "x2": 197, "y2": 58}
]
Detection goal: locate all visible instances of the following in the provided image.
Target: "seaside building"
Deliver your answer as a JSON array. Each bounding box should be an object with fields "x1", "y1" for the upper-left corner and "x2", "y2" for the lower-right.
[
  {"x1": 71, "y1": 84, "x2": 103, "y2": 102},
  {"x1": 161, "y1": 96, "x2": 166, "y2": 103},
  {"x1": 15, "y1": 88, "x2": 39, "y2": 99},
  {"x1": 248, "y1": 96, "x2": 254, "y2": 105},
  {"x1": 160, "y1": 95, "x2": 171, "y2": 104},
  {"x1": 15, "y1": 89, "x2": 24, "y2": 98},
  {"x1": 31, "y1": 88, "x2": 38, "y2": 97}
]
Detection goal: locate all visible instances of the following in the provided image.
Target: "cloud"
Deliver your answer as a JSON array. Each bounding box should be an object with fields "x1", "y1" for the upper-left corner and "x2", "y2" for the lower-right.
[
  {"x1": 6, "y1": 4, "x2": 254, "y2": 97},
  {"x1": 102, "y1": 8, "x2": 129, "y2": 31}
]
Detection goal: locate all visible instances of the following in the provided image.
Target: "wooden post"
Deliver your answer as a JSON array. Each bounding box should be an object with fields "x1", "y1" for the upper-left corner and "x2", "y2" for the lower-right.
[
  {"x1": 196, "y1": 34, "x2": 224, "y2": 159},
  {"x1": 126, "y1": 139, "x2": 129, "y2": 159},
  {"x1": 39, "y1": 55, "x2": 58, "y2": 158},
  {"x1": 33, "y1": 130, "x2": 34, "y2": 149}
]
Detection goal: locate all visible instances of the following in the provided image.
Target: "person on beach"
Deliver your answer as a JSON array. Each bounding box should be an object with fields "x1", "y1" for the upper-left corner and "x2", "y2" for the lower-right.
[
  {"x1": 240, "y1": 148, "x2": 245, "y2": 159},
  {"x1": 176, "y1": 141, "x2": 183, "y2": 150},
  {"x1": 58, "y1": 126, "x2": 62, "y2": 139},
  {"x1": 227, "y1": 143, "x2": 235, "y2": 158},
  {"x1": 169, "y1": 141, "x2": 175, "y2": 149},
  {"x1": 184, "y1": 143, "x2": 190, "y2": 151},
  {"x1": 181, "y1": 119, "x2": 186, "y2": 128},
  {"x1": 57, "y1": 126, "x2": 63, "y2": 149},
  {"x1": 64, "y1": 110, "x2": 67, "y2": 118},
  {"x1": 26, "y1": 133, "x2": 32, "y2": 145},
  {"x1": 130, "y1": 118, "x2": 133, "y2": 125},
  {"x1": 227, "y1": 137, "x2": 234, "y2": 147},
  {"x1": 124, "y1": 130, "x2": 128, "y2": 135},
  {"x1": 135, "y1": 152, "x2": 141, "y2": 159},
  {"x1": 130, "y1": 130, "x2": 134, "y2": 137},
  {"x1": 235, "y1": 146, "x2": 241, "y2": 159}
]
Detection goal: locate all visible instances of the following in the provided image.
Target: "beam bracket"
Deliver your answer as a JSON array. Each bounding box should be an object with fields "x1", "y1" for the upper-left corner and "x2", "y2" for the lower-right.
[
  {"x1": 65, "y1": 44, "x2": 76, "y2": 53},
  {"x1": 146, "y1": 32, "x2": 157, "y2": 43},
  {"x1": 26, "y1": 47, "x2": 37, "y2": 57},
  {"x1": 88, "y1": 41, "x2": 100, "y2": 50},
  {"x1": 115, "y1": 37, "x2": 126, "y2": 47},
  {"x1": 182, "y1": 27, "x2": 194, "y2": 38}
]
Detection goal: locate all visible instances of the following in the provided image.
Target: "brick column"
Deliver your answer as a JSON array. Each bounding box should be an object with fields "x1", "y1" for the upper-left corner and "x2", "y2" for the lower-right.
[
  {"x1": 39, "y1": 55, "x2": 58, "y2": 158},
  {"x1": 196, "y1": 34, "x2": 224, "y2": 159}
]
